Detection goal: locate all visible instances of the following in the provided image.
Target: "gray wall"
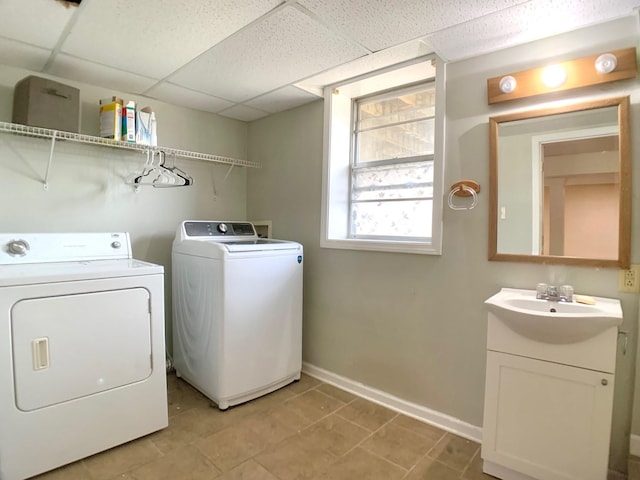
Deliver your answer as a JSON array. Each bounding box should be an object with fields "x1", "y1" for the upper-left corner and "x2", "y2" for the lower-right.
[
  {"x1": 246, "y1": 18, "x2": 640, "y2": 474},
  {"x1": 497, "y1": 132, "x2": 535, "y2": 253},
  {"x1": 0, "y1": 64, "x2": 250, "y2": 353}
]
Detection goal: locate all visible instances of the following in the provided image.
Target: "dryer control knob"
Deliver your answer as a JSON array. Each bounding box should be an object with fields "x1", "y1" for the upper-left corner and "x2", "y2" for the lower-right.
[
  {"x1": 111, "y1": 241, "x2": 121, "y2": 249},
  {"x1": 7, "y1": 239, "x2": 29, "y2": 256},
  {"x1": 217, "y1": 223, "x2": 228, "y2": 234}
]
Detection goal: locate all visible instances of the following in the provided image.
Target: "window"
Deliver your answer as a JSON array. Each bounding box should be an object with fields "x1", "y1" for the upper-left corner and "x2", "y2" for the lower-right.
[
  {"x1": 321, "y1": 56, "x2": 444, "y2": 254},
  {"x1": 351, "y1": 83, "x2": 435, "y2": 240}
]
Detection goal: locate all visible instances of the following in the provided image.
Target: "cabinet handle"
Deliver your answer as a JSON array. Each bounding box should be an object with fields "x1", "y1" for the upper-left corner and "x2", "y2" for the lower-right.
[{"x1": 601, "y1": 379, "x2": 608, "y2": 386}]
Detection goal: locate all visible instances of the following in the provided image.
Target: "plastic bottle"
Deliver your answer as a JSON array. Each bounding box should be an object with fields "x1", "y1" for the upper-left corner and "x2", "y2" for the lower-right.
[
  {"x1": 122, "y1": 100, "x2": 136, "y2": 143},
  {"x1": 150, "y1": 111, "x2": 157, "y2": 146}
]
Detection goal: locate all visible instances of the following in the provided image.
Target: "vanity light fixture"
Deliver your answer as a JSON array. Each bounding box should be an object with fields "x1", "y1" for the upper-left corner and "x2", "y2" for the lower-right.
[{"x1": 487, "y1": 47, "x2": 636, "y2": 104}]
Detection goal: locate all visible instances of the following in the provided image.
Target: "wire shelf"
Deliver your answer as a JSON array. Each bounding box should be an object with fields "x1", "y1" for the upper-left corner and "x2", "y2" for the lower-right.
[{"x1": 0, "y1": 121, "x2": 260, "y2": 168}]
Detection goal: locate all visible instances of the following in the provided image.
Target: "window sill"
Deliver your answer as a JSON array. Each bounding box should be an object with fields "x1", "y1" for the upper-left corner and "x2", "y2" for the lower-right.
[{"x1": 320, "y1": 238, "x2": 442, "y2": 255}]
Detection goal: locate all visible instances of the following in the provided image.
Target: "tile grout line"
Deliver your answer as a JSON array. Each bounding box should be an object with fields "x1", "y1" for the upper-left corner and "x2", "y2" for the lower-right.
[
  {"x1": 460, "y1": 447, "x2": 482, "y2": 478},
  {"x1": 334, "y1": 410, "x2": 404, "y2": 466},
  {"x1": 399, "y1": 429, "x2": 449, "y2": 480}
]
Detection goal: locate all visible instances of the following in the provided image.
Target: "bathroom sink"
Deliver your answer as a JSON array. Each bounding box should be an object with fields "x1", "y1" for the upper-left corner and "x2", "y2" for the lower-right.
[{"x1": 485, "y1": 288, "x2": 622, "y2": 344}]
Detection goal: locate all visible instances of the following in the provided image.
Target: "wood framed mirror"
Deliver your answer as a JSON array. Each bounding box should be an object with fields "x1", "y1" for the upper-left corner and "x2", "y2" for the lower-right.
[{"x1": 489, "y1": 96, "x2": 631, "y2": 268}]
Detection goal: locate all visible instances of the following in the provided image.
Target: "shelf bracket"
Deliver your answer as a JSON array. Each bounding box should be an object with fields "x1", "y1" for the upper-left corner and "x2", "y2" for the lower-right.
[
  {"x1": 222, "y1": 164, "x2": 235, "y2": 183},
  {"x1": 43, "y1": 131, "x2": 57, "y2": 190},
  {"x1": 212, "y1": 164, "x2": 235, "y2": 199}
]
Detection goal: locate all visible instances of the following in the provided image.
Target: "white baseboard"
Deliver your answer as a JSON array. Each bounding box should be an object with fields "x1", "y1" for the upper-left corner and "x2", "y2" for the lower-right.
[
  {"x1": 302, "y1": 362, "x2": 482, "y2": 444},
  {"x1": 631, "y1": 434, "x2": 640, "y2": 457}
]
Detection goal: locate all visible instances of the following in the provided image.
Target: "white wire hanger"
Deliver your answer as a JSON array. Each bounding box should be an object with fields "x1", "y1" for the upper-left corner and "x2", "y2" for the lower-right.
[{"x1": 125, "y1": 150, "x2": 193, "y2": 189}]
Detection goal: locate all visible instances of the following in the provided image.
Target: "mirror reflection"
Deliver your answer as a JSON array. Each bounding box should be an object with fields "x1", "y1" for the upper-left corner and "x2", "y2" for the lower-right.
[{"x1": 489, "y1": 97, "x2": 630, "y2": 268}]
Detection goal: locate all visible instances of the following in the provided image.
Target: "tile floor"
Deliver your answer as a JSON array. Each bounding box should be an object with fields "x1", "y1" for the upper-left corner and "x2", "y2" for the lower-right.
[{"x1": 34, "y1": 373, "x2": 496, "y2": 480}]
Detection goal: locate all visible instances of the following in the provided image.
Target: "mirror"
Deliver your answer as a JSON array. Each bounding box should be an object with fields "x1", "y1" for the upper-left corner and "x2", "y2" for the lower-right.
[{"x1": 489, "y1": 96, "x2": 631, "y2": 268}]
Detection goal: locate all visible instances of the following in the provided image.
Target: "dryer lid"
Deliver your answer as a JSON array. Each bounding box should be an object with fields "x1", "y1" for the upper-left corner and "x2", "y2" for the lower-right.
[{"x1": 0, "y1": 258, "x2": 163, "y2": 287}]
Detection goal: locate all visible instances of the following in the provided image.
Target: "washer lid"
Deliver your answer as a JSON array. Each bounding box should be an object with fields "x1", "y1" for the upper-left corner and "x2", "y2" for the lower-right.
[{"x1": 222, "y1": 239, "x2": 301, "y2": 252}]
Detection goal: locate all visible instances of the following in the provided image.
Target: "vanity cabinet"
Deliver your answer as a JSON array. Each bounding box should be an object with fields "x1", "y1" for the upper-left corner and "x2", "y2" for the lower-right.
[
  {"x1": 481, "y1": 299, "x2": 619, "y2": 480},
  {"x1": 483, "y1": 351, "x2": 614, "y2": 480}
]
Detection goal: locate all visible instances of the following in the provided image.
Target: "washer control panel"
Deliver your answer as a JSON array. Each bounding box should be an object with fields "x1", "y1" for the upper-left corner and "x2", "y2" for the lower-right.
[{"x1": 183, "y1": 221, "x2": 256, "y2": 238}]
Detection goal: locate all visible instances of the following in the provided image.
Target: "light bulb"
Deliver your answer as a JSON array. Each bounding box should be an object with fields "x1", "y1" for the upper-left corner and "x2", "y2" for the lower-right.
[
  {"x1": 595, "y1": 53, "x2": 617, "y2": 74},
  {"x1": 541, "y1": 65, "x2": 567, "y2": 88},
  {"x1": 499, "y1": 75, "x2": 517, "y2": 93}
]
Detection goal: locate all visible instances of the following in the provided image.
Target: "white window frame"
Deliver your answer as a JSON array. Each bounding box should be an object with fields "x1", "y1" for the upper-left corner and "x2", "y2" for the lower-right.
[{"x1": 320, "y1": 55, "x2": 445, "y2": 254}]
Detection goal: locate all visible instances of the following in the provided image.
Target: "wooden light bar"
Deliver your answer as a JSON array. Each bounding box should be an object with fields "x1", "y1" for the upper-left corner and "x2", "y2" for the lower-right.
[{"x1": 487, "y1": 47, "x2": 637, "y2": 104}]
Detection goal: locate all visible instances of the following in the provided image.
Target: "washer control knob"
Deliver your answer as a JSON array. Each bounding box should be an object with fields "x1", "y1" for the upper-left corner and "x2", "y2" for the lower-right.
[
  {"x1": 7, "y1": 239, "x2": 29, "y2": 256},
  {"x1": 111, "y1": 241, "x2": 121, "y2": 249},
  {"x1": 217, "y1": 223, "x2": 228, "y2": 234}
]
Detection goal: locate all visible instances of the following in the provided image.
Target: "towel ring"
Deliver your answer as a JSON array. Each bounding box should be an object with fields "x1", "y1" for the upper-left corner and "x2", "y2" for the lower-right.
[{"x1": 448, "y1": 180, "x2": 480, "y2": 210}]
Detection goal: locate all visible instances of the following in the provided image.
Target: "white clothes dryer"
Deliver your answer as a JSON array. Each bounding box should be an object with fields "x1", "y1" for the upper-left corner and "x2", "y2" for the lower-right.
[
  {"x1": 0, "y1": 232, "x2": 168, "y2": 480},
  {"x1": 172, "y1": 220, "x2": 303, "y2": 410}
]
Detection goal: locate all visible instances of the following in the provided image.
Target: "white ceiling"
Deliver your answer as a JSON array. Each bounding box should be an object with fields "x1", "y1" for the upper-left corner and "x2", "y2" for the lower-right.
[{"x1": 0, "y1": 0, "x2": 638, "y2": 122}]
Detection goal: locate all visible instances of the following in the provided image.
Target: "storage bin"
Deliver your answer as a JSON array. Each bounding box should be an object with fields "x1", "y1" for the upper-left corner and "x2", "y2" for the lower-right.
[{"x1": 12, "y1": 76, "x2": 80, "y2": 133}]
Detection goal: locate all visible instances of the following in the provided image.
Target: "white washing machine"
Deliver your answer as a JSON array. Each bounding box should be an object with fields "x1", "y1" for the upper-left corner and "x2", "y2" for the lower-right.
[
  {"x1": 172, "y1": 220, "x2": 303, "y2": 410},
  {"x1": 0, "y1": 232, "x2": 168, "y2": 480}
]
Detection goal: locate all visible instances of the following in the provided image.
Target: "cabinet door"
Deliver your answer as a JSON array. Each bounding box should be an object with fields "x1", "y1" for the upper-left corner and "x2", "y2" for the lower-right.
[{"x1": 482, "y1": 351, "x2": 614, "y2": 480}]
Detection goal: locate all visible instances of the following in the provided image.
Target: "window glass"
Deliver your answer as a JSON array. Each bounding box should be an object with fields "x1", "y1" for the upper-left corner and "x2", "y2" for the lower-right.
[
  {"x1": 356, "y1": 86, "x2": 436, "y2": 164},
  {"x1": 350, "y1": 84, "x2": 435, "y2": 239}
]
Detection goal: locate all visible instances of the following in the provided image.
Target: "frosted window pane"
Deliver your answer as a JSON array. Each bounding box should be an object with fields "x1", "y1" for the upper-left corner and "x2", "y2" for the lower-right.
[
  {"x1": 352, "y1": 162, "x2": 433, "y2": 201},
  {"x1": 351, "y1": 200, "x2": 433, "y2": 238}
]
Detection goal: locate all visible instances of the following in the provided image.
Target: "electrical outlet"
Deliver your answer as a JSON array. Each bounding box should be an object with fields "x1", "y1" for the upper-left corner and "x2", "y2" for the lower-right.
[{"x1": 618, "y1": 265, "x2": 640, "y2": 293}]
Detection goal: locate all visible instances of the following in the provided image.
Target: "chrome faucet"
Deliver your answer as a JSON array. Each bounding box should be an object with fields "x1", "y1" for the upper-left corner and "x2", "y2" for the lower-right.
[{"x1": 536, "y1": 284, "x2": 573, "y2": 302}]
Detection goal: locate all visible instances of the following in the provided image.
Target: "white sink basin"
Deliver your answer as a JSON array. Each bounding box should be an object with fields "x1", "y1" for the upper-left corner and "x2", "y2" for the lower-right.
[{"x1": 485, "y1": 288, "x2": 622, "y2": 344}]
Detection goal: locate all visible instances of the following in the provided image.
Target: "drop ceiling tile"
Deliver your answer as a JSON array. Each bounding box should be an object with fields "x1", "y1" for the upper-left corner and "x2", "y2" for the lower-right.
[
  {"x1": 145, "y1": 82, "x2": 235, "y2": 113},
  {"x1": 244, "y1": 85, "x2": 320, "y2": 113},
  {"x1": 0, "y1": 39, "x2": 51, "y2": 71},
  {"x1": 60, "y1": 0, "x2": 281, "y2": 79},
  {"x1": 47, "y1": 54, "x2": 157, "y2": 93},
  {"x1": 0, "y1": 0, "x2": 75, "y2": 48},
  {"x1": 298, "y1": 0, "x2": 528, "y2": 52},
  {"x1": 297, "y1": 38, "x2": 433, "y2": 93},
  {"x1": 429, "y1": 0, "x2": 640, "y2": 62},
  {"x1": 168, "y1": 5, "x2": 368, "y2": 103},
  {"x1": 218, "y1": 104, "x2": 270, "y2": 122}
]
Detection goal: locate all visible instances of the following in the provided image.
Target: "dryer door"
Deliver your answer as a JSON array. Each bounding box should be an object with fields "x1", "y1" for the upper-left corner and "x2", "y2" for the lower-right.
[{"x1": 11, "y1": 288, "x2": 152, "y2": 411}]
